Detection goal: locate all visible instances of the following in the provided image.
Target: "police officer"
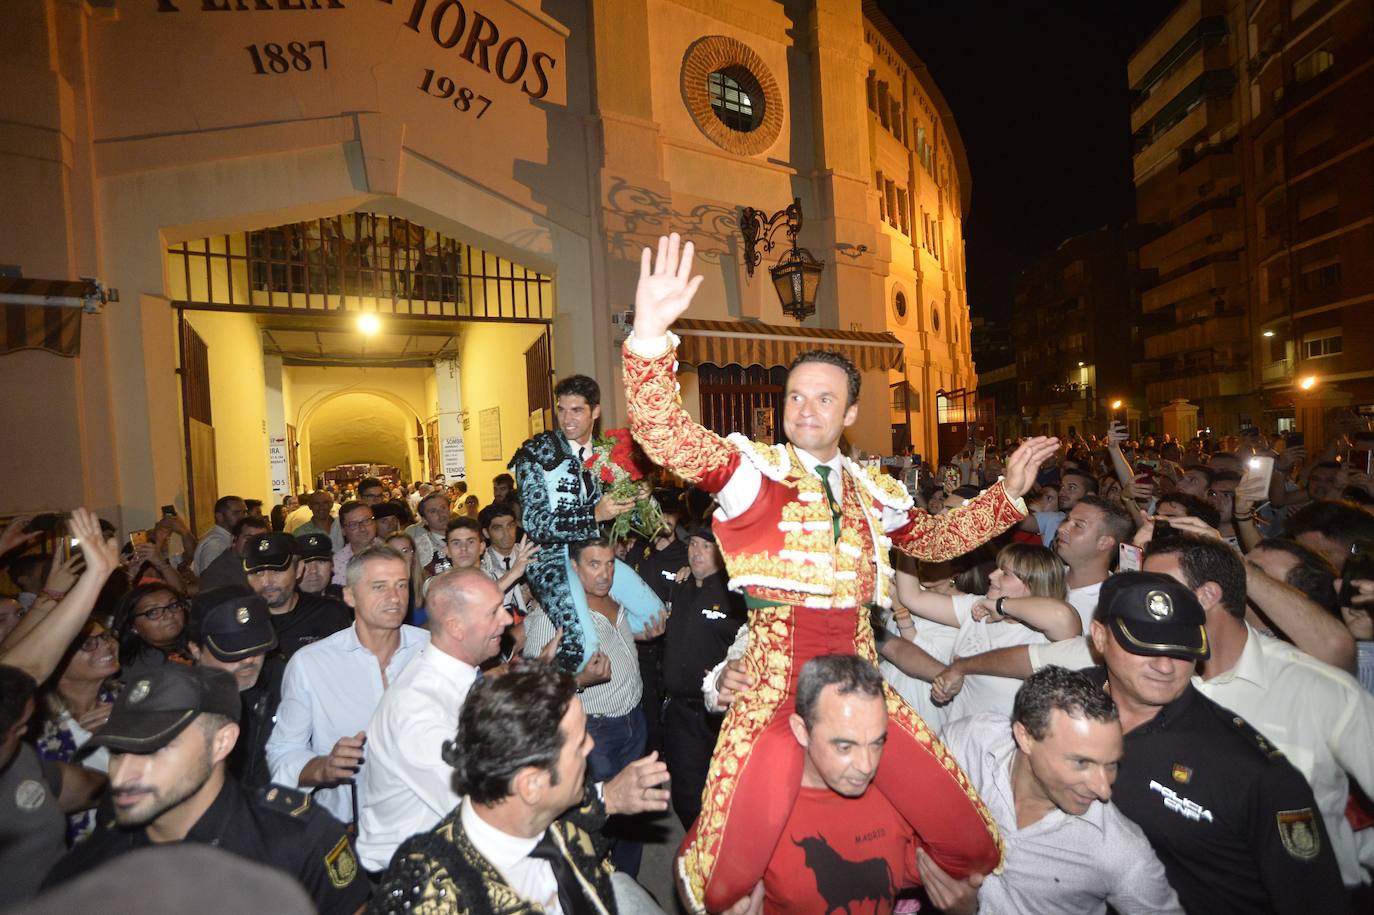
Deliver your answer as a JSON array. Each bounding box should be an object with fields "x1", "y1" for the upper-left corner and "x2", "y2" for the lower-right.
[
  {"x1": 186, "y1": 587, "x2": 284, "y2": 790},
  {"x1": 252, "y1": 532, "x2": 350, "y2": 656},
  {"x1": 1086, "y1": 571, "x2": 1345, "y2": 914},
  {"x1": 40, "y1": 666, "x2": 368, "y2": 914},
  {"x1": 629, "y1": 492, "x2": 688, "y2": 754},
  {"x1": 294, "y1": 531, "x2": 346, "y2": 603},
  {"x1": 660, "y1": 520, "x2": 746, "y2": 829}
]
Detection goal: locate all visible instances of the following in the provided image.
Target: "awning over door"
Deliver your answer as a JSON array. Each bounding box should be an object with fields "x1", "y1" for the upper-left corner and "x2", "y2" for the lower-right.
[{"x1": 673, "y1": 318, "x2": 904, "y2": 371}]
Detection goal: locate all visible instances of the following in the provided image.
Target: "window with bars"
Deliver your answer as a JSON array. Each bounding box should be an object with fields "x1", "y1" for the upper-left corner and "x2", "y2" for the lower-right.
[
  {"x1": 708, "y1": 69, "x2": 761, "y2": 132},
  {"x1": 165, "y1": 212, "x2": 552, "y2": 321}
]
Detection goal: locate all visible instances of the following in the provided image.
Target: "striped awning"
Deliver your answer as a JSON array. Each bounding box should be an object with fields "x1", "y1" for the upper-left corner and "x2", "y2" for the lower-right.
[
  {"x1": 0, "y1": 278, "x2": 92, "y2": 357},
  {"x1": 673, "y1": 318, "x2": 903, "y2": 371}
]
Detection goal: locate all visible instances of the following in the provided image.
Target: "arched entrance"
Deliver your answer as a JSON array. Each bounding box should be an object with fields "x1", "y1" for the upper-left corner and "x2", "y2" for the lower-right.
[{"x1": 167, "y1": 209, "x2": 554, "y2": 533}]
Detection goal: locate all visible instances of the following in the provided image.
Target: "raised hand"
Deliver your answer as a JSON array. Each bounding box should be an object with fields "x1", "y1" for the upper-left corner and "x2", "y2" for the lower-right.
[
  {"x1": 68, "y1": 508, "x2": 119, "y2": 583},
  {"x1": 635, "y1": 609, "x2": 668, "y2": 641},
  {"x1": 633, "y1": 233, "x2": 704, "y2": 340},
  {"x1": 1001, "y1": 436, "x2": 1060, "y2": 501}
]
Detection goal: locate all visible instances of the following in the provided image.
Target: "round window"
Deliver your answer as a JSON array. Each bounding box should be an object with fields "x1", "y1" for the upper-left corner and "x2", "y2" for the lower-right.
[
  {"x1": 894, "y1": 290, "x2": 907, "y2": 319},
  {"x1": 681, "y1": 37, "x2": 783, "y2": 156},
  {"x1": 932, "y1": 307, "x2": 941, "y2": 333},
  {"x1": 708, "y1": 68, "x2": 764, "y2": 132}
]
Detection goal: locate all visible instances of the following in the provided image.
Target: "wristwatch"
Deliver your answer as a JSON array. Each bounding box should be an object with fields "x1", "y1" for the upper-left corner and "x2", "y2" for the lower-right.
[{"x1": 994, "y1": 596, "x2": 1008, "y2": 619}]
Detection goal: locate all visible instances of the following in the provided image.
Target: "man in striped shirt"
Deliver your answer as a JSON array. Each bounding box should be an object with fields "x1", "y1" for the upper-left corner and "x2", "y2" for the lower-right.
[{"x1": 522, "y1": 536, "x2": 667, "y2": 878}]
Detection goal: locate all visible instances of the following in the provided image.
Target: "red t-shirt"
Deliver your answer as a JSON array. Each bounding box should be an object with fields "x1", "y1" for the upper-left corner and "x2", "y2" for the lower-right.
[{"x1": 764, "y1": 786, "x2": 921, "y2": 915}]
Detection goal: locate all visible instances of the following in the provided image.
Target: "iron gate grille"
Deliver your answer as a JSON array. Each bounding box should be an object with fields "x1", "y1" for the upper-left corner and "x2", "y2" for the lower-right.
[{"x1": 166, "y1": 212, "x2": 552, "y2": 321}]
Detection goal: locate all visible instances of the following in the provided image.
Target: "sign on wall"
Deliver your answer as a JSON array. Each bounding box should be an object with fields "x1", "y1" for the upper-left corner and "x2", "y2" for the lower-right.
[
  {"x1": 479, "y1": 406, "x2": 502, "y2": 461},
  {"x1": 442, "y1": 435, "x2": 466, "y2": 480},
  {"x1": 268, "y1": 435, "x2": 290, "y2": 495}
]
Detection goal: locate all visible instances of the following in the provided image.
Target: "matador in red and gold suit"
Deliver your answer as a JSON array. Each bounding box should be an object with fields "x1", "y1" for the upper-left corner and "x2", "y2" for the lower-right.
[{"x1": 624, "y1": 337, "x2": 1031, "y2": 913}]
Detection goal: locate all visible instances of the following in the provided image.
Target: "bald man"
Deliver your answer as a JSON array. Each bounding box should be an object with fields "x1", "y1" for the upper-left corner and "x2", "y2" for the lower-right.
[{"x1": 357, "y1": 570, "x2": 514, "y2": 871}]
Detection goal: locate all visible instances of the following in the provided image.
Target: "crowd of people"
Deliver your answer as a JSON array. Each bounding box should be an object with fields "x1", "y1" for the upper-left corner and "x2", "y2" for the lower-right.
[{"x1": 2, "y1": 233, "x2": 1373, "y2": 914}]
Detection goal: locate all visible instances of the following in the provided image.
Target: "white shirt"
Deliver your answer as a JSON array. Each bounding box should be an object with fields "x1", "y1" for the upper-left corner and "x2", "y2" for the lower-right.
[
  {"x1": 942, "y1": 593, "x2": 1051, "y2": 724},
  {"x1": 1066, "y1": 580, "x2": 1104, "y2": 632},
  {"x1": 878, "y1": 610, "x2": 958, "y2": 735},
  {"x1": 357, "y1": 643, "x2": 477, "y2": 871},
  {"x1": 266, "y1": 622, "x2": 430, "y2": 823},
  {"x1": 1027, "y1": 625, "x2": 1374, "y2": 886},
  {"x1": 190, "y1": 524, "x2": 232, "y2": 575},
  {"x1": 460, "y1": 798, "x2": 562, "y2": 915},
  {"x1": 524, "y1": 604, "x2": 642, "y2": 717},
  {"x1": 942, "y1": 713, "x2": 1184, "y2": 915}
]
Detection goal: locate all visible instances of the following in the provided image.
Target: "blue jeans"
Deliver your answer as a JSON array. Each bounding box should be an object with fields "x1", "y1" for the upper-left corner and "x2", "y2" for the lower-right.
[{"x1": 585, "y1": 704, "x2": 647, "y2": 876}]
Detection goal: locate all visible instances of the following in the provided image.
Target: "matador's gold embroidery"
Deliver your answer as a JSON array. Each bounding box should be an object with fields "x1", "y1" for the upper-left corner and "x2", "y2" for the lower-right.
[{"x1": 623, "y1": 344, "x2": 734, "y2": 483}]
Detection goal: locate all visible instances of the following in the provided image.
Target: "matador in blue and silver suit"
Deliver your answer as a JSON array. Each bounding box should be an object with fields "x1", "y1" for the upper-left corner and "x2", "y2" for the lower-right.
[{"x1": 510, "y1": 425, "x2": 662, "y2": 673}]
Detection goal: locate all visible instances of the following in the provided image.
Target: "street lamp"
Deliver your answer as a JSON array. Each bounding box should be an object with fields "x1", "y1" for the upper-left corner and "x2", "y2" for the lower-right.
[
  {"x1": 1262, "y1": 330, "x2": 1276, "y2": 338},
  {"x1": 357, "y1": 313, "x2": 381, "y2": 335},
  {"x1": 1299, "y1": 375, "x2": 1317, "y2": 391},
  {"x1": 1111, "y1": 399, "x2": 1123, "y2": 410},
  {"x1": 740, "y1": 197, "x2": 825, "y2": 323}
]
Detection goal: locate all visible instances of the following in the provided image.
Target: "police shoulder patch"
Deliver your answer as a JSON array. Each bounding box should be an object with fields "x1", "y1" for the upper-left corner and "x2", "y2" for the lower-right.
[
  {"x1": 324, "y1": 834, "x2": 359, "y2": 889},
  {"x1": 1276, "y1": 808, "x2": 1321, "y2": 861},
  {"x1": 259, "y1": 785, "x2": 312, "y2": 817}
]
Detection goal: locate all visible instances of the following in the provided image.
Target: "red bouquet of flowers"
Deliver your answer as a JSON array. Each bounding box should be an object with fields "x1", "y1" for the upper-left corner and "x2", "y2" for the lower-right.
[{"x1": 583, "y1": 428, "x2": 667, "y2": 542}]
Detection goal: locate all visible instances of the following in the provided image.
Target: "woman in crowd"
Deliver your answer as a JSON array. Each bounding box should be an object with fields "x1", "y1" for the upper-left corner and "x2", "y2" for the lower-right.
[
  {"x1": 385, "y1": 531, "x2": 427, "y2": 627},
  {"x1": 112, "y1": 581, "x2": 193, "y2": 674},
  {"x1": 886, "y1": 542, "x2": 1080, "y2": 724},
  {"x1": 35, "y1": 618, "x2": 120, "y2": 842}
]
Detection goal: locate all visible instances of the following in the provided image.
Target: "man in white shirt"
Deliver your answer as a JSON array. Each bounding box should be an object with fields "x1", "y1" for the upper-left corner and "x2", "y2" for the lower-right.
[
  {"x1": 1050, "y1": 495, "x2": 1133, "y2": 629},
  {"x1": 266, "y1": 544, "x2": 429, "y2": 824},
  {"x1": 190, "y1": 495, "x2": 246, "y2": 575},
  {"x1": 936, "y1": 667, "x2": 1183, "y2": 915},
  {"x1": 951, "y1": 533, "x2": 1374, "y2": 890},
  {"x1": 357, "y1": 569, "x2": 513, "y2": 871},
  {"x1": 371, "y1": 661, "x2": 662, "y2": 914}
]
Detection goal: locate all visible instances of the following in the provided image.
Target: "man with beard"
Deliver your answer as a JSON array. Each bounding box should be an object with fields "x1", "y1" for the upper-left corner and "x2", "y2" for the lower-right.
[
  {"x1": 40, "y1": 666, "x2": 367, "y2": 913},
  {"x1": 293, "y1": 532, "x2": 342, "y2": 601},
  {"x1": 509, "y1": 374, "x2": 664, "y2": 674},
  {"x1": 246, "y1": 533, "x2": 350, "y2": 658},
  {"x1": 186, "y1": 587, "x2": 285, "y2": 790}
]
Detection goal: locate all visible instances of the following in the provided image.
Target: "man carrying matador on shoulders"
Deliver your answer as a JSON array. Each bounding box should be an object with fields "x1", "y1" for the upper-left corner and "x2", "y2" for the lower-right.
[{"x1": 621, "y1": 233, "x2": 1059, "y2": 913}]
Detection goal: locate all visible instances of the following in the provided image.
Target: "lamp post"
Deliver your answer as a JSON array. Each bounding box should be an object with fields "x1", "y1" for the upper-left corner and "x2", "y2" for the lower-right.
[{"x1": 739, "y1": 197, "x2": 825, "y2": 322}]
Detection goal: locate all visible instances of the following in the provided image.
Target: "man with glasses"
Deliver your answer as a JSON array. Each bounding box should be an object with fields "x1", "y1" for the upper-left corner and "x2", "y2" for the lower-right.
[
  {"x1": 332, "y1": 501, "x2": 379, "y2": 587},
  {"x1": 1206, "y1": 470, "x2": 1243, "y2": 551}
]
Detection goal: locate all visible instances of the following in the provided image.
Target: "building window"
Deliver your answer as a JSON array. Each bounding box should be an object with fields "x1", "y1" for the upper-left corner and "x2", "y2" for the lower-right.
[
  {"x1": 866, "y1": 70, "x2": 877, "y2": 111},
  {"x1": 1300, "y1": 261, "x2": 1341, "y2": 293},
  {"x1": 1303, "y1": 332, "x2": 1342, "y2": 359},
  {"x1": 707, "y1": 69, "x2": 761, "y2": 132},
  {"x1": 1294, "y1": 48, "x2": 1334, "y2": 84},
  {"x1": 1297, "y1": 185, "x2": 1338, "y2": 222},
  {"x1": 894, "y1": 290, "x2": 907, "y2": 319},
  {"x1": 932, "y1": 307, "x2": 941, "y2": 333},
  {"x1": 877, "y1": 81, "x2": 890, "y2": 129},
  {"x1": 681, "y1": 36, "x2": 783, "y2": 156}
]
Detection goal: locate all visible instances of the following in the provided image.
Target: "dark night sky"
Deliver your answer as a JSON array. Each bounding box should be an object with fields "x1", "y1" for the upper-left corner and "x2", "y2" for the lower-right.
[{"x1": 876, "y1": 0, "x2": 1178, "y2": 324}]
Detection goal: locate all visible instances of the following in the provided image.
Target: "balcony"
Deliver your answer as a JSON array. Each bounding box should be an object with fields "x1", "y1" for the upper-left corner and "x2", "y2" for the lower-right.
[
  {"x1": 1143, "y1": 315, "x2": 1248, "y2": 359},
  {"x1": 1141, "y1": 259, "x2": 1241, "y2": 313},
  {"x1": 1147, "y1": 368, "x2": 1250, "y2": 403},
  {"x1": 1138, "y1": 207, "x2": 1239, "y2": 274}
]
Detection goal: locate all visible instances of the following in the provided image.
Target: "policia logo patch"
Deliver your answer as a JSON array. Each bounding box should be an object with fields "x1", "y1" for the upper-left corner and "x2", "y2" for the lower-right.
[
  {"x1": 1276, "y1": 808, "x2": 1321, "y2": 861},
  {"x1": 324, "y1": 835, "x2": 358, "y2": 888}
]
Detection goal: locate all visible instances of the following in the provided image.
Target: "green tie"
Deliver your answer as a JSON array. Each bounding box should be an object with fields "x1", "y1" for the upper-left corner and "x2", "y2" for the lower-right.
[{"x1": 815, "y1": 464, "x2": 841, "y2": 542}]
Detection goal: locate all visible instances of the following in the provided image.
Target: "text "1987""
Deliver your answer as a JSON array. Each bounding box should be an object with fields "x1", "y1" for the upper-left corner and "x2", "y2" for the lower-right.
[{"x1": 419, "y1": 68, "x2": 492, "y2": 118}]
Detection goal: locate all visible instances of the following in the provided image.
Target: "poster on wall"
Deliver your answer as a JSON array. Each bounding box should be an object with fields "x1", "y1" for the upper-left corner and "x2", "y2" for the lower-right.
[
  {"x1": 268, "y1": 436, "x2": 289, "y2": 496},
  {"x1": 752, "y1": 407, "x2": 775, "y2": 443},
  {"x1": 480, "y1": 407, "x2": 502, "y2": 461},
  {"x1": 442, "y1": 435, "x2": 466, "y2": 481}
]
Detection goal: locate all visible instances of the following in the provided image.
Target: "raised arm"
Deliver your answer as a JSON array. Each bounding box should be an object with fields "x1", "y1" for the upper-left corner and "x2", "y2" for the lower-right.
[
  {"x1": 894, "y1": 568, "x2": 960, "y2": 627},
  {"x1": 623, "y1": 234, "x2": 737, "y2": 488},
  {"x1": 894, "y1": 437, "x2": 1058, "y2": 562},
  {"x1": 1245, "y1": 561, "x2": 1356, "y2": 673},
  {"x1": 976, "y1": 595, "x2": 1082, "y2": 641}
]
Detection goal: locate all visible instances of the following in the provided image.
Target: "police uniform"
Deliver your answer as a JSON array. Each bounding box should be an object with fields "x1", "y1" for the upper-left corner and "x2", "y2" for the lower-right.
[
  {"x1": 630, "y1": 532, "x2": 688, "y2": 753},
  {"x1": 188, "y1": 586, "x2": 287, "y2": 790},
  {"x1": 294, "y1": 531, "x2": 348, "y2": 606},
  {"x1": 38, "y1": 664, "x2": 368, "y2": 914},
  {"x1": 661, "y1": 540, "x2": 746, "y2": 830},
  {"x1": 1088, "y1": 572, "x2": 1346, "y2": 914},
  {"x1": 43, "y1": 780, "x2": 368, "y2": 914}
]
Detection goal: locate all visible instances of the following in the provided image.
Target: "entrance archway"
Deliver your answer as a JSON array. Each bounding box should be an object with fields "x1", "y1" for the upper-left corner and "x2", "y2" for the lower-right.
[{"x1": 300, "y1": 391, "x2": 416, "y2": 486}]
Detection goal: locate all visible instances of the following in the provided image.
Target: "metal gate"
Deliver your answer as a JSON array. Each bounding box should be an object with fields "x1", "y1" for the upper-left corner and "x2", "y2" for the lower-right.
[{"x1": 697, "y1": 364, "x2": 787, "y2": 442}]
